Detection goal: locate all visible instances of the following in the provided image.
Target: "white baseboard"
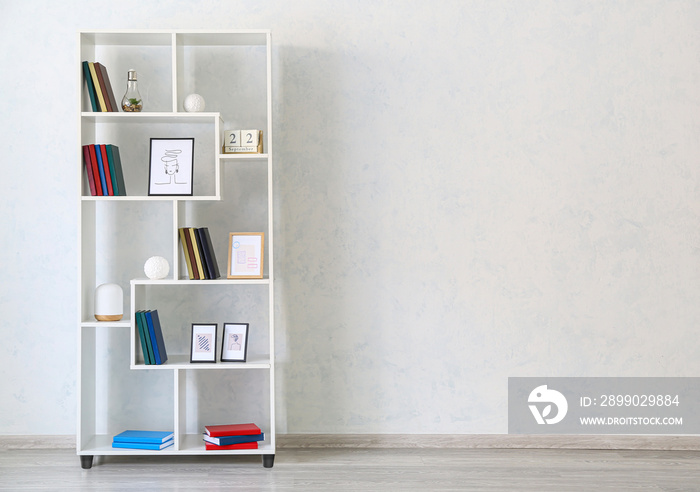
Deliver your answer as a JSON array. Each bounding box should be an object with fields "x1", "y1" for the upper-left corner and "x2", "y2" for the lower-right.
[{"x1": 1, "y1": 434, "x2": 698, "y2": 451}]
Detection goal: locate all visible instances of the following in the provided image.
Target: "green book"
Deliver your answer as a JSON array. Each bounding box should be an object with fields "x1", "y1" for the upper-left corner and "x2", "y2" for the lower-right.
[{"x1": 137, "y1": 310, "x2": 155, "y2": 364}]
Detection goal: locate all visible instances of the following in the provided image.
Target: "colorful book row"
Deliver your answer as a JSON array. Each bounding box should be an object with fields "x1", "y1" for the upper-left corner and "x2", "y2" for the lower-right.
[
  {"x1": 136, "y1": 310, "x2": 168, "y2": 365},
  {"x1": 203, "y1": 423, "x2": 262, "y2": 450},
  {"x1": 179, "y1": 227, "x2": 221, "y2": 280},
  {"x1": 82, "y1": 144, "x2": 127, "y2": 196},
  {"x1": 112, "y1": 430, "x2": 174, "y2": 450},
  {"x1": 82, "y1": 61, "x2": 119, "y2": 112}
]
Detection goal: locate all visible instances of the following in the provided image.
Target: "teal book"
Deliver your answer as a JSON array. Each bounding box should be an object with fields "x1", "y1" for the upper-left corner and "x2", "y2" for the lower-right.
[
  {"x1": 135, "y1": 310, "x2": 151, "y2": 365},
  {"x1": 137, "y1": 311, "x2": 155, "y2": 364},
  {"x1": 113, "y1": 430, "x2": 174, "y2": 443},
  {"x1": 107, "y1": 145, "x2": 127, "y2": 196},
  {"x1": 82, "y1": 61, "x2": 98, "y2": 111}
]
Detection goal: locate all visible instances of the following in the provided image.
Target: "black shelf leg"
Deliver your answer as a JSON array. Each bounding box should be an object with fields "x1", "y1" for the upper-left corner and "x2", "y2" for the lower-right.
[
  {"x1": 80, "y1": 455, "x2": 94, "y2": 469},
  {"x1": 262, "y1": 454, "x2": 275, "y2": 468}
]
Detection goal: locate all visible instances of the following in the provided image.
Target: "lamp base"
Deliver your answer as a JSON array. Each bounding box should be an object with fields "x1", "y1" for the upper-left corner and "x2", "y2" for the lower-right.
[{"x1": 95, "y1": 314, "x2": 123, "y2": 321}]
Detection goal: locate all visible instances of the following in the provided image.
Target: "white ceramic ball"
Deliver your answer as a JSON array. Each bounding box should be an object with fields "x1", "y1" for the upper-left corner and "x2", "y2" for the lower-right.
[
  {"x1": 144, "y1": 256, "x2": 170, "y2": 280},
  {"x1": 95, "y1": 283, "x2": 123, "y2": 321},
  {"x1": 184, "y1": 93, "x2": 205, "y2": 112}
]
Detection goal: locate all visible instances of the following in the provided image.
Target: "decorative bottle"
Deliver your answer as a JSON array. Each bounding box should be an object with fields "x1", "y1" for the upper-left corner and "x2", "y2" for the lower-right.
[{"x1": 121, "y1": 69, "x2": 142, "y2": 112}]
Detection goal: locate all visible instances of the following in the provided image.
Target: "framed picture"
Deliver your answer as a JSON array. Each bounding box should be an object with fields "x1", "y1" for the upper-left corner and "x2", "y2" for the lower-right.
[
  {"x1": 227, "y1": 233, "x2": 264, "y2": 279},
  {"x1": 149, "y1": 138, "x2": 194, "y2": 196},
  {"x1": 221, "y1": 323, "x2": 249, "y2": 362},
  {"x1": 190, "y1": 323, "x2": 217, "y2": 363}
]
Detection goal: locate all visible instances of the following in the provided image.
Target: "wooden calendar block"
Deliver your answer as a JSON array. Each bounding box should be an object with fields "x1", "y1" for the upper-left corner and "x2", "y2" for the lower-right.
[
  {"x1": 223, "y1": 130, "x2": 241, "y2": 147},
  {"x1": 241, "y1": 130, "x2": 260, "y2": 147}
]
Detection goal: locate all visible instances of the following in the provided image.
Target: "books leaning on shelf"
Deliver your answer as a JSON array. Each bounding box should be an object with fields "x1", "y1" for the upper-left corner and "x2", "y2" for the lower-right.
[
  {"x1": 82, "y1": 61, "x2": 119, "y2": 112},
  {"x1": 203, "y1": 423, "x2": 263, "y2": 450},
  {"x1": 112, "y1": 430, "x2": 174, "y2": 450},
  {"x1": 136, "y1": 309, "x2": 168, "y2": 365},
  {"x1": 179, "y1": 227, "x2": 221, "y2": 280},
  {"x1": 82, "y1": 144, "x2": 127, "y2": 196}
]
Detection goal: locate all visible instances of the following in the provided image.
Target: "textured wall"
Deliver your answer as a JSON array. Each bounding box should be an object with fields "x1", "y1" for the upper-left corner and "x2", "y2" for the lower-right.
[{"x1": 1, "y1": 1, "x2": 699, "y2": 435}]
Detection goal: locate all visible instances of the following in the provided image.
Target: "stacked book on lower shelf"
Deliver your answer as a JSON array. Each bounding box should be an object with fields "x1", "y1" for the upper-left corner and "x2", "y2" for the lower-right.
[
  {"x1": 203, "y1": 423, "x2": 264, "y2": 450},
  {"x1": 112, "y1": 430, "x2": 174, "y2": 450}
]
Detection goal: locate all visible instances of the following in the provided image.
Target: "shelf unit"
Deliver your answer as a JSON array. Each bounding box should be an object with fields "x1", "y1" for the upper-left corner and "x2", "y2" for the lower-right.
[{"x1": 77, "y1": 30, "x2": 275, "y2": 469}]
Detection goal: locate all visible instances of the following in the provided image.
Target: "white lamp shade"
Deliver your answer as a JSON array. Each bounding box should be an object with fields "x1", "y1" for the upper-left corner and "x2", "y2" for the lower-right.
[{"x1": 95, "y1": 283, "x2": 123, "y2": 321}]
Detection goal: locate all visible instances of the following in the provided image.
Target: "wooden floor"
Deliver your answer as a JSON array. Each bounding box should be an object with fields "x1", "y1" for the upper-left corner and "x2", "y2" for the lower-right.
[{"x1": 1, "y1": 447, "x2": 699, "y2": 491}]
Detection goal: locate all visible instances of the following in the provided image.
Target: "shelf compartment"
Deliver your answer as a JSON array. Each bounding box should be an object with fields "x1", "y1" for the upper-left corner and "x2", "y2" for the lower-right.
[
  {"x1": 130, "y1": 283, "x2": 271, "y2": 368},
  {"x1": 81, "y1": 114, "x2": 221, "y2": 198}
]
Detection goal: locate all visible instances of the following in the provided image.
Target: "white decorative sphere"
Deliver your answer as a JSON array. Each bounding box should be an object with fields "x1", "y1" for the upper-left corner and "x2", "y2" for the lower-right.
[
  {"x1": 95, "y1": 283, "x2": 123, "y2": 321},
  {"x1": 184, "y1": 93, "x2": 206, "y2": 112},
  {"x1": 144, "y1": 256, "x2": 170, "y2": 280}
]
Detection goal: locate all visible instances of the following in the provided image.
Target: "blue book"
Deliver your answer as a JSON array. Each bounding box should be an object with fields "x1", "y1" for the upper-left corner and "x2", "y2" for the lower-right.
[
  {"x1": 145, "y1": 311, "x2": 162, "y2": 364},
  {"x1": 113, "y1": 430, "x2": 174, "y2": 443},
  {"x1": 94, "y1": 144, "x2": 108, "y2": 194},
  {"x1": 149, "y1": 310, "x2": 168, "y2": 364},
  {"x1": 202, "y1": 432, "x2": 264, "y2": 446},
  {"x1": 112, "y1": 439, "x2": 174, "y2": 450}
]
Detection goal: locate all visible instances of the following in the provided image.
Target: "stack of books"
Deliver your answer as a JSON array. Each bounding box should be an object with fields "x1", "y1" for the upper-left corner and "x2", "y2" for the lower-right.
[
  {"x1": 112, "y1": 430, "x2": 174, "y2": 450},
  {"x1": 202, "y1": 423, "x2": 264, "y2": 450},
  {"x1": 135, "y1": 310, "x2": 168, "y2": 365},
  {"x1": 82, "y1": 61, "x2": 119, "y2": 112},
  {"x1": 179, "y1": 227, "x2": 220, "y2": 280},
  {"x1": 82, "y1": 144, "x2": 127, "y2": 196}
]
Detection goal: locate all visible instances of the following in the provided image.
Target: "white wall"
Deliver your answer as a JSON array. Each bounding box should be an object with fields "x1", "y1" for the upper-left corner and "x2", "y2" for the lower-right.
[{"x1": 1, "y1": 0, "x2": 699, "y2": 435}]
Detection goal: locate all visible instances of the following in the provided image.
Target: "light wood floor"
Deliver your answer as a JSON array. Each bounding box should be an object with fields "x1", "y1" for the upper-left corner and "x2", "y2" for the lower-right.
[{"x1": 1, "y1": 447, "x2": 699, "y2": 491}]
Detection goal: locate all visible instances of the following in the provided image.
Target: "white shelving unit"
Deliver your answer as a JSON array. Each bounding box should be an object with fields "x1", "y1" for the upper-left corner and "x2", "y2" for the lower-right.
[{"x1": 77, "y1": 30, "x2": 275, "y2": 469}]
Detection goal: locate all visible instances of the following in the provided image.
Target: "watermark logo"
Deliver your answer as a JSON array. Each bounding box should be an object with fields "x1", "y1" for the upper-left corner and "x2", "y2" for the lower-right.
[{"x1": 528, "y1": 385, "x2": 568, "y2": 424}]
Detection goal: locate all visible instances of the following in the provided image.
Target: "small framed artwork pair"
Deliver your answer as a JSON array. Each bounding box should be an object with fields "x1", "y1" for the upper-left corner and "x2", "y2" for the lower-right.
[{"x1": 190, "y1": 323, "x2": 249, "y2": 363}]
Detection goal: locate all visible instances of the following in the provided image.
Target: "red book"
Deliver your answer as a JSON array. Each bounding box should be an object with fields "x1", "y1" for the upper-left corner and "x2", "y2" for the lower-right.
[
  {"x1": 95, "y1": 63, "x2": 119, "y2": 112},
  {"x1": 205, "y1": 441, "x2": 258, "y2": 451},
  {"x1": 204, "y1": 423, "x2": 261, "y2": 437},
  {"x1": 82, "y1": 145, "x2": 97, "y2": 196},
  {"x1": 88, "y1": 145, "x2": 103, "y2": 195},
  {"x1": 99, "y1": 145, "x2": 114, "y2": 195}
]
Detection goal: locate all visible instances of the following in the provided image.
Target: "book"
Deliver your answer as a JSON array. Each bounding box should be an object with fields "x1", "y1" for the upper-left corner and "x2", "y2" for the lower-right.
[
  {"x1": 202, "y1": 433, "x2": 264, "y2": 446},
  {"x1": 135, "y1": 310, "x2": 151, "y2": 365},
  {"x1": 113, "y1": 430, "x2": 174, "y2": 444},
  {"x1": 107, "y1": 145, "x2": 127, "y2": 196},
  {"x1": 194, "y1": 228, "x2": 210, "y2": 279},
  {"x1": 145, "y1": 310, "x2": 162, "y2": 364},
  {"x1": 188, "y1": 228, "x2": 206, "y2": 279},
  {"x1": 82, "y1": 61, "x2": 98, "y2": 112},
  {"x1": 112, "y1": 439, "x2": 174, "y2": 450},
  {"x1": 204, "y1": 441, "x2": 259, "y2": 450},
  {"x1": 95, "y1": 62, "x2": 119, "y2": 112},
  {"x1": 137, "y1": 310, "x2": 155, "y2": 364},
  {"x1": 183, "y1": 228, "x2": 200, "y2": 279},
  {"x1": 88, "y1": 62, "x2": 107, "y2": 112},
  {"x1": 99, "y1": 144, "x2": 114, "y2": 195},
  {"x1": 93, "y1": 62, "x2": 113, "y2": 112},
  {"x1": 205, "y1": 423, "x2": 261, "y2": 437},
  {"x1": 94, "y1": 144, "x2": 108, "y2": 194},
  {"x1": 82, "y1": 145, "x2": 97, "y2": 196},
  {"x1": 146, "y1": 310, "x2": 167, "y2": 365},
  {"x1": 179, "y1": 228, "x2": 195, "y2": 280},
  {"x1": 198, "y1": 228, "x2": 221, "y2": 279},
  {"x1": 87, "y1": 145, "x2": 102, "y2": 195}
]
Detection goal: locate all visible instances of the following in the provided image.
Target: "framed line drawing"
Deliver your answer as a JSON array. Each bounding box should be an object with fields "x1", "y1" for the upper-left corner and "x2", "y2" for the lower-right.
[
  {"x1": 221, "y1": 323, "x2": 249, "y2": 362},
  {"x1": 149, "y1": 138, "x2": 194, "y2": 196},
  {"x1": 227, "y1": 233, "x2": 264, "y2": 279},
  {"x1": 190, "y1": 323, "x2": 217, "y2": 363}
]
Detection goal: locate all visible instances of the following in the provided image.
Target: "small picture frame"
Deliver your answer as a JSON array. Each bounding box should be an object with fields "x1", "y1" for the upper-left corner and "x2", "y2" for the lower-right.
[
  {"x1": 221, "y1": 323, "x2": 249, "y2": 362},
  {"x1": 190, "y1": 323, "x2": 217, "y2": 363},
  {"x1": 149, "y1": 138, "x2": 194, "y2": 196},
  {"x1": 227, "y1": 233, "x2": 264, "y2": 279}
]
